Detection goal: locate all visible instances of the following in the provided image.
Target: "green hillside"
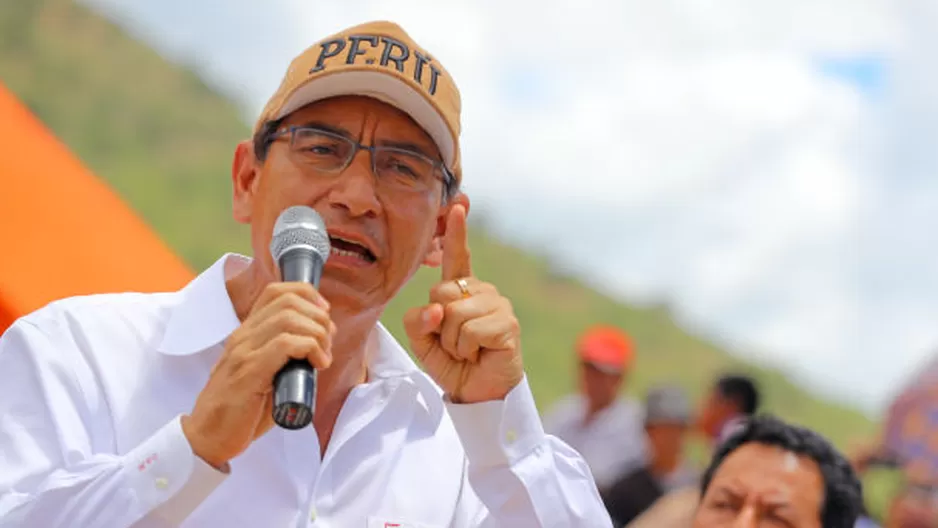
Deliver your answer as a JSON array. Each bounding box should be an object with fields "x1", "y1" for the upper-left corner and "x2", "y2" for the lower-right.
[{"x1": 1, "y1": 0, "x2": 878, "y2": 459}]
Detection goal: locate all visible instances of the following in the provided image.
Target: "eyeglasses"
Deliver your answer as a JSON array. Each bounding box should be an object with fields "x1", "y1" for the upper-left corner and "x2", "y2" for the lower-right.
[{"x1": 271, "y1": 126, "x2": 455, "y2": 197}]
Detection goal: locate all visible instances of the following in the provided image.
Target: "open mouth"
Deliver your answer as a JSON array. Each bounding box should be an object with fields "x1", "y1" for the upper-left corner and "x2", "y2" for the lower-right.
[{"x1": 329, "y1": 236, "x2": 377, "y2": 263}]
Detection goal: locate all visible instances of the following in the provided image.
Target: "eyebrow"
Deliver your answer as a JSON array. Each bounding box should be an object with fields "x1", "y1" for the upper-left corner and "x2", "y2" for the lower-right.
[
  {"x1": 716, "y1": 481, "x2": 744, "y2": 495},
  {"x1": 376, "y1": 140, "x2": 436, "y2": 161},
  {"x1": 291, "y1": 121, "x2": 439, "y2": 161},
  {"x1": 295, "y1": 121, "x2": 354, "y2": 139},
  {"x1": 761, "y1": 496, "x2": 796, "y2": 516},
  {"x1": 709, "y1": 486, "x2": 742, "y2": 503}
]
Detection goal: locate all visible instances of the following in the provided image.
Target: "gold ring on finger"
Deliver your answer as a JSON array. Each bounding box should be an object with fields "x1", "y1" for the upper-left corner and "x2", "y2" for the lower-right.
[{"x1": 456, "y1": 278, "x2": 471, "y2": 299}]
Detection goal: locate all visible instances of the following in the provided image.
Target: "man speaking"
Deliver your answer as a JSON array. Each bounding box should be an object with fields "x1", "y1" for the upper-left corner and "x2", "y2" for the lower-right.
[{"x1": 0, "y1": 20, "x2": 610, "y2": 527}]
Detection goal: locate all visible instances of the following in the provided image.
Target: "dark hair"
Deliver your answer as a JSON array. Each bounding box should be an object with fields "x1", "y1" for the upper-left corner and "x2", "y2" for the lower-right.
[
  {"x1": 253, "y1": 118, "x2": 283, "y2": 163},
  {"x1": 251, "y1": 118, "x2": 459, "y2": 202},
  {"x1": 700, "y1": 414, "x2": 863, "y2": 528},
  {"x1": 716, "y1": 374, "x2": 760, "y2": 415}
]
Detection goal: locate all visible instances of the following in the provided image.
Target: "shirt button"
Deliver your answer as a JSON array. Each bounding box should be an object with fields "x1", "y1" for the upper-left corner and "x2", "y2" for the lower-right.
[
  {"x1": 154, "y1": 477, "x2": 169, "y2": 490},
  {"x1": 505, "y1": 430, "x2": 517, "y2": 444}
]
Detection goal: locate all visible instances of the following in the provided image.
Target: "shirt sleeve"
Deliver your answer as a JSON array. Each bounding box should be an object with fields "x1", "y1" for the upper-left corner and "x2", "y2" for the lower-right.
[
  {"x1": 444, "y1": 376, "x2": 614, "y2": 527},
  {"x1": 0, "y1": 318, "x2": 228, "y2": 528}
]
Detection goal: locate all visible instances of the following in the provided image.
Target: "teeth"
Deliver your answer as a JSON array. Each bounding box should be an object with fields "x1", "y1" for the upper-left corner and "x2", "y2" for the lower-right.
[
  {"x1": 330, "y1": 235, "x2": 374, "y2": 260},
  {"x1": 331, "y1": 247, "x2": 366, "y2": 259},
  {"x1": 331, "y1": 236, "x2": 369, "y2": 251}
]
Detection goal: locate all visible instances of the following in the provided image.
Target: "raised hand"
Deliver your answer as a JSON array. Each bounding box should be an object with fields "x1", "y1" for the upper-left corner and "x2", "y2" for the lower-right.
[{"x1": 403, "y1": 204, "x2": 524, "y2": 404}]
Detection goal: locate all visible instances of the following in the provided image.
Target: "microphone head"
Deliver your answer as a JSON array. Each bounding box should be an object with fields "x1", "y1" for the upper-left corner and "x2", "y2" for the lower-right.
[{"x1": 269, "y1": 206, "x2": 331, "y2": 264}]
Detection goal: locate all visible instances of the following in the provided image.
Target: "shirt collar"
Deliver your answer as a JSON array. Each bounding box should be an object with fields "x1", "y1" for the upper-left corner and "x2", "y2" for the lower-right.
[
  {"x1": 158, "y1": 252, "x2": 243, "y2": 356},
  {"x1": 368, "y1": 322, "x2": 446, "y2": 425},
  {"x1": 717, "y1": 415, "x2": 747, "y2": 443},
  {"x1": 157, "y1": 253, "x2": 444, "y2": 423}
]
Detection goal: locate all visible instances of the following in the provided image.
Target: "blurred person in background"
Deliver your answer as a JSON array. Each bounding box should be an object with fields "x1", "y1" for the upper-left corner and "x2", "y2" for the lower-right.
[
  {"x1": 693, "y1": 414, "x2": 863, "y2": 528},
  {"x1": 882, "y1": 469, "x2": 938, "y2": 528},
  {"x1": 697, "y1": 374, "x2": 761, "y2": 446},
  {"x1": 544, "y1": 325, "x2": 648, "y2": 493},
  {"x1": 602, "y1": 385, "x2": 699, "y2": 526},
  {"x1": 851, "y1": 446, "x2": 938, "y2": 527},
  {"x1": 850, "y1": 442, "x2": 898, "y2": 526},
  {"x1": 625, "y1": 374, "x2": 762, "y2": 528}
]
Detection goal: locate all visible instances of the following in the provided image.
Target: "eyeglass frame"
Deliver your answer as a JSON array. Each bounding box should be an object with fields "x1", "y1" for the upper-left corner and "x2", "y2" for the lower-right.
[{"x1": 263, "y1": 123, "x2": 458, "y2": 201}]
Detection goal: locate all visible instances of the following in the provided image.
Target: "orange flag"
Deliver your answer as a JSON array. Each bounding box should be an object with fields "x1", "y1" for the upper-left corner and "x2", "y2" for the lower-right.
[{"x1": 0, "y1": 82, "x2": 193, "y2": 333}]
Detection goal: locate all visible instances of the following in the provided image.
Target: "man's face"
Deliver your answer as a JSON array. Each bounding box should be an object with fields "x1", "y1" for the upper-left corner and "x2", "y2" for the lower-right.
[
  {"x1": 646, "y1": 422, "x2": 688, "y2": 460},
  {"x1": 231, "y1": 96, "x2": 459, "y2": 316},
  {"x1": 697, "y1": 389, "x2": 733, "y2": 438},
  {"x1": 578, "y1": 361, "x2": 622, "y2": 409},
  {"x1": 694, "y1": 443, "x2": 825, "y2": 528}
]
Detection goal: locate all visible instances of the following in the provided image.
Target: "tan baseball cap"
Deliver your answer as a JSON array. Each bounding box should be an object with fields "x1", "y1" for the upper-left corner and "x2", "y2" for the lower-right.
[{"x1": 255, "y1": 20, "x2": 463, "y2": 183}]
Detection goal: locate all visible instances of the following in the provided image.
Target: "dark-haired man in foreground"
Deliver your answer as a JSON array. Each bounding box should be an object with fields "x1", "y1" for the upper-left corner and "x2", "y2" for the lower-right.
[{"x1": 694, "y1": 414, "x2": 864, "y2": 528}]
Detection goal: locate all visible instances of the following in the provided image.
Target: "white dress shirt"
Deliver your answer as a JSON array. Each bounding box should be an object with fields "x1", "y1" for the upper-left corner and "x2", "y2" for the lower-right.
[
  {"x1": 543, "y1": 395, "x2": 649, "y2": 492},
  {"x1": 0, "y1": 254, "x2": 612, "y2": 528},
  {"x1": 716, "y1": 415, "x2": 747, "y2": 444}
]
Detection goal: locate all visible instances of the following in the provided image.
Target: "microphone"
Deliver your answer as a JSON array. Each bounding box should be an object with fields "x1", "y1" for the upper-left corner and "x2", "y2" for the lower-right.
[{"x1": 268, "y1": 205, "x2": 331, "y2": 430}]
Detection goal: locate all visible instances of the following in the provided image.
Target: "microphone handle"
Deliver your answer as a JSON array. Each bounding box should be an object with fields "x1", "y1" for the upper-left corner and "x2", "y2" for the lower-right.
[
  {"x1": 272, "y1": 248, "x2": 324, "y2": 430},
  {"x1": 272, "y1": 360, "x2": 317, "y2": 430}
]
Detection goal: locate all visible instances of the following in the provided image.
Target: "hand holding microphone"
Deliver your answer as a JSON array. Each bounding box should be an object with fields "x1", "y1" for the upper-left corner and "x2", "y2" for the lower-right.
[{"x1": 182, "y1": 206, "x2": 332, "y2": 469}]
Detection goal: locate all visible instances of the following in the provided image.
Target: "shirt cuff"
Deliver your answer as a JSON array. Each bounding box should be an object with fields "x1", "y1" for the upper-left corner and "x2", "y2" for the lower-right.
[
  {"x1": 122, "y1": 414, "x2": 228, "y2": 524},
  {"x1": 445, "y1": 376, "x2": 546, "y2": 469}
]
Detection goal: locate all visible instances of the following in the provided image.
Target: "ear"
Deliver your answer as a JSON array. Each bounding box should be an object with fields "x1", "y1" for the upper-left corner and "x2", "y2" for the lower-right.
[
  {"x1": 232, "y1": 140, "x2": 260, "y2": 224},
  {"x1": 422, "y1": 192, "x2": 470, "y2": 267}
]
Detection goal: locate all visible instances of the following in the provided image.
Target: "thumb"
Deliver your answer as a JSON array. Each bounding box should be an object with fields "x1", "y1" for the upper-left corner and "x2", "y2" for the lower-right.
[{"x1": 403, "y1": 303, "x2": 444, "y2": 348}]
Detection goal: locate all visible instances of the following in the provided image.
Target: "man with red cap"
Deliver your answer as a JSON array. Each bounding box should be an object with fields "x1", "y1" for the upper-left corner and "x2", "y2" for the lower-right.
[{"x1": 544, "y1": 325, "x2": 649, "y2": 494}]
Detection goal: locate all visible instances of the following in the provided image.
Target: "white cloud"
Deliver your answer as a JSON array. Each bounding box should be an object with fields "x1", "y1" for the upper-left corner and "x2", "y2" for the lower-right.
[{"x1": 77, "y1": 0, "x2": 938, "y2": 412}]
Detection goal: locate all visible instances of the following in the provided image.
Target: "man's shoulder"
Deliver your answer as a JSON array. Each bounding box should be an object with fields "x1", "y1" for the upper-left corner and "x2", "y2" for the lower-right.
[
  {"x1": 615, "y1": 395, "x2": 643, "y2": 412},
  {"x1": 17, "y1": 291, "x2": 179, "y2": 330},
  {"x1": 6, "y1": 291, "x2": 182, "y2": 357},
  {"x1": 1, "y1": 291, "x2": 186, "y2": 404},
  {"x1": 547, "y1": 394, "x2": 584, "y2": 416},
  {"x1": 611, "y1": 396, "x2": 646, "y2": 423}
]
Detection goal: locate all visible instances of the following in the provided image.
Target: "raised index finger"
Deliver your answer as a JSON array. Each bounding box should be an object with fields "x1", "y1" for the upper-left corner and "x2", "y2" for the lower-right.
[{"x1": 441, "y1": 204, "x2": 472, "y2": 280}]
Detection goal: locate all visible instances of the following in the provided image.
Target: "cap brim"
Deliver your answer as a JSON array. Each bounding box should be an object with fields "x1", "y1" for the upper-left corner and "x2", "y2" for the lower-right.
[
  {"x1": 274, "y1": 70, "x2": 455, "y2": 170},
  {"x1": 583, "y1": 360, "x2": 623, "y2": 375}
]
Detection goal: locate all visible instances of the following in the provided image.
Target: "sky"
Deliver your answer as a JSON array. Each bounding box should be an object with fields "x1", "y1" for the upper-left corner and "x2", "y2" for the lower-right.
[{"x1": 78, "y1": 0, "x2": 938, "y2": 414}]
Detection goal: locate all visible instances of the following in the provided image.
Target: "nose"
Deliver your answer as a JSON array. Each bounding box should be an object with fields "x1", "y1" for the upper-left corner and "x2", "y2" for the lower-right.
[
  {"x1": 730, "y1": 505, "x2": 758, "y2": 528},
  {"x1": 326, "y1": 150, "x2": 382, "y2": 218}
]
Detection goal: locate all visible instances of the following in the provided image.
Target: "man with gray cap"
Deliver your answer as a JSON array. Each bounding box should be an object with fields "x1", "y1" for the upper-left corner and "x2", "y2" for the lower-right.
[{"x1": 602, "y1": 385, "x2": 699, "y2": 526}]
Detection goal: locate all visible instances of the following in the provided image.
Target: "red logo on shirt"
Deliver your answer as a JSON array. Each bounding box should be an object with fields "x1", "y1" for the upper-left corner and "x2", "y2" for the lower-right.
[{"x1": 137, "y1": 453, "x2": 159, "y2": 472}]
